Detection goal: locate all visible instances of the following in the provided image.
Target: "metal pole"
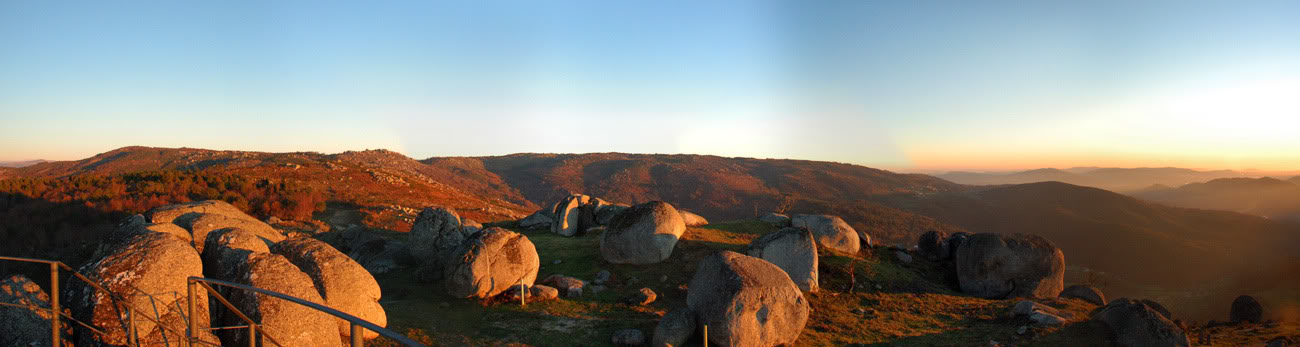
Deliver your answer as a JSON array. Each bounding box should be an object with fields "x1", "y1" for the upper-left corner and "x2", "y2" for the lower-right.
[
  {"x1": 50, "y1": 263, "x2": 60, "y2": 347},
  {"x1": 703, "y1": 324, "x2": 708, "y2": 347},
  {"x1": 520, "y1": 279, "x2": 526, "y2": 307},
  {"x1": 351, "y1": 323, "x2": 363, "y2": 347},
  {"x1": 128, "y1": 307, "x2": 137, "y2": 347},
  {"x1": 248, "y1": 323, "x2": 256, "y2": 347},
  {"x1": 187, "y1": 280, "x2": 197, "y2": 347}
]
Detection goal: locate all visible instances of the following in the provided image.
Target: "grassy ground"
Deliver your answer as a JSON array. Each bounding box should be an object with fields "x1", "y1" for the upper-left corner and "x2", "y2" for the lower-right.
[{"x1": 363, "y1": 220, "x2": 1294, "y2": 346}]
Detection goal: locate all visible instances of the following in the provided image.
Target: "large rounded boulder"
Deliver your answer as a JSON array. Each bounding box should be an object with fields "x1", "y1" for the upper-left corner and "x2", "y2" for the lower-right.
[
  {"x1": 746, "y1": 227, "x2": 819, "y2": 292},
  {"x1": 147, "y1": 200, "x2": 262, "y2": 225},
  {"x1": 595, "y1": 204, "x2": 630, "y2": 226},
  {"x1": 272, "y1": 237, "x2": 387, "y2": 339},
  {"x1": 1230, "y1": 295, "x2": 1263, "y2": 324},
  {"x1": 178, "y1": 213, "x2": 285, "y2": 254},
  {"x1": 916, "y1": 230, "x2": 950, "y2": 261},
  {"x1": 687, "y1": 251, "x2": 809, "y2": 347},
  {"x1": 1092, "y1": 299, "x2": 1190, "y2": 347},
  {"x1": 444, "y1": 228, "x2": 540, "y2": 298},
  {"x1": 954, "y1": 233, "x2": 1064, "y2": 299},
  {"x1": 0, "y1": 275, "x2": 72, "y2": 346},
  {"x1": 551, "y1": 194, "x2": 592, "y2": 236},
  {"x1": 518, "y1": 210, "x2": 554, "y2": 229},
  {"x1": 790, "y1": 214, "x2": 861, "y2": 255},
  {"x1": 600, "y1": 201, "x2": 687, "y2": 264},
  {"x1": 67, "y1": 231, "x2": 219, "y2": 346},
  {"x1": 408, "y1": 207, "x2": 468, "y2": 259},
  {"x1": 224, "y1": 253, "x2": 341, "y2": 347},
  {"x1": 1061, "y1": 284, "x2": 1107, "y2": 306}
]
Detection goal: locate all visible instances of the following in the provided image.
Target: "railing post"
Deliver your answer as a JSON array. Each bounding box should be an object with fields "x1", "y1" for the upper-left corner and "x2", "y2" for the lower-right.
[
  {"x1": 50, "y1": 262, "x2": 60, "y2": 347},
  {"x1": 248, "y1": 323, "x2": 256, "y2": 347},
  {"x1": 128, "y1": 307, "x2": 138, "y2": 347},
  {"x1": 187, "y1": 280, "x2": 197, "y2": 347},
  {"x1": 351, "y1": 323, "x2": 363, "y2": 347}
]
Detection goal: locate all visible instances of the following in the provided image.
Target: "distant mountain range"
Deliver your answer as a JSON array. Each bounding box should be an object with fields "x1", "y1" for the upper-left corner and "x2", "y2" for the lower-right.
[
  {"x1": 1134, "y1": 177, "x2": 1300, "y2": 222},
  {"x1": 938, "y1": 167, "x2": 1249, "y2": 193},
  {"x1": 0, "y1": 159, "x2": 45, "y2": 168}
]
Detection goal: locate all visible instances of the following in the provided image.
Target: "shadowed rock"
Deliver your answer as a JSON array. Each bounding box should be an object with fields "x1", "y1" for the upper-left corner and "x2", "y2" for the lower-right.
[
  {"x1": 595, "y1": 204, "x2": 630, "y2": 226},
  {"x1": 955, "y1": 233, "x2": 1064, "y2": 299},
  {"x1": 1230, "y1": 295, "x2": 1263, "y2": 324},
  {"x1": 444, "y1": 228, "x2": 540, "y2": 298},
  {"x1": 759, "y1": 213, "x2": 791, "y2": 227},
  {"x1": 653, "y1": 308, "x2": 696, "y2": 347},
  {"x1": 916, "y1": 230, "x2": 950, "y2": 261},
  {"x1": 408, "y1": 207, "x2": 467, "y2": 259},
  {"x1": 0, "y1": 275, "x2": 72, "y2": 346},
  {"x1": 1061, "y1": 285, "x2": 1106, "y2": 306},
  {"x1": 1092, "y1": 299, "x2": 1190, "y2": 347},
  {"x1": 746, "y1": 227, "x2": 819, "y2": 292},
  {"x1": 519, "y1": 210, "x2": 553, "y2": 229},
  {"x1": 551, "y1": 194, "x2": 592, "y2": 236},
  {"x1": 272, "y1": 237, "x2": 387, "y2": 340},
  {"x1": 600, "y1": 201, "x2": 687, "y2": 264},
  {"x1": 687, "y1": 251, "x2": 809, "y2": 347},
  {"x1": 791, "y1": 214, "x2": 861, "y2": 255}
]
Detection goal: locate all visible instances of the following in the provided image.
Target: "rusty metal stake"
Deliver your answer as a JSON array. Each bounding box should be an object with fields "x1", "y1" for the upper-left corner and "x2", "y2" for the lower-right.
[
  {"x1": 351, "y1": 323, "x2": 364, "y2": 347},
  {"x1": 248, "y1": 323, "x2": 256, "y2": 347},
  {"x1": 128, "y1": 307, "x2": 137, "y2": 346},
  {"x1": 50, "y1": 263, "x2": 60, "y2": 347},
  {"x1": 703, "y1": 324, "x2": 708, "y2": 347},
  {"x1": 520, "y1": 278, "x2": 526, "y2": 307},
  {"x1": 187, "y1": 280, "x2": 197, "y2": 347}
]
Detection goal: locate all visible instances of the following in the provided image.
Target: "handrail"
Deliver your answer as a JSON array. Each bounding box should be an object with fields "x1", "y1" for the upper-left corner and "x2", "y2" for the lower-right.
[
  {"x1": 0, "y1": 256, "x2": 218, "y2": 346},
  {"x1": 187, "y1": 276, "x2": 425, "y2": 347}
]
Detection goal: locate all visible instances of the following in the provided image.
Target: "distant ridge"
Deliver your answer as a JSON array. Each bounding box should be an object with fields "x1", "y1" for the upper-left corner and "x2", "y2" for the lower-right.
[
  {"x1": 938, "y1": 166, "x2": 1246, "y2": 193},
  {"x1": 0, "y1": 159, "x2": 46, "y2": 168},
  {"x1": 1134, "y1": 176, "x2": 1300, "y2": 222}
]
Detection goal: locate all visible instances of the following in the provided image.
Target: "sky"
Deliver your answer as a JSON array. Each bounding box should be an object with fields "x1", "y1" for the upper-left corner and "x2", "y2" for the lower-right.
[{"x1": 2, "y1": 1, "x2": 1299, "y2": 172}]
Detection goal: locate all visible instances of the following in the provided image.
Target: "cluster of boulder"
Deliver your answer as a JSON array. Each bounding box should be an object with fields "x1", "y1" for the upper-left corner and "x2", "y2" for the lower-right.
[
  {"x1": 406, "y1": 206, "x2": 543, "y2": 300},
  {"x1": 24, "y1": 200, "x2": 390, "y2": 346},
  {"x1": 762, "y1": 213, "x2": 869, "y2": 254}
]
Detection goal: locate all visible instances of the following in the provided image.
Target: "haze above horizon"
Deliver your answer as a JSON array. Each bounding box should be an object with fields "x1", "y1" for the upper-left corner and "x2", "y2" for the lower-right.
[{"x1": 3, "y1": 1, "x2": 1298, "y2": 171}]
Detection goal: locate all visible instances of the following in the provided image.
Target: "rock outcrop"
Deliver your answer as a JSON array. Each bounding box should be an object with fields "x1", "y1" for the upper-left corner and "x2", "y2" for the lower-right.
[
  {"x1": 600, "y1": 201, "x2": 687, "y2": 264},
  {"x1": 147, "y1": 200, "x2": 262, "y2": 225},
  {"x1": 954, "y1": 233, "x2": 1064, "y2": 299},
  {"x1": 519, "y1": 210, "x2": 553, "y2": 229},
  {"x1": 1230, "y1": 295, "x2": 1263, "y2": 324},
  {"x1": 1061, "y1": 285, "x2": 1106, "y2": 306},
  {"x1": 653, "y1": 308, "x2": 696, "y2": 347},
  {"x1": 759, "y1": 213, "x2": 791, "y2": 227},
  {"x1": 67, "y1": 231, "x2": 218, "y2": 346},
  {"x1": 223, "y1": 253, "x2": 341, "y2": 347},
  {"x1": 551, "y1": 194, "x2": 591, "y2": 236},
  {"x1": 687, "y1": 251, "x2": 809, "y2": 347},
  {"x1": 791, "y1": 214, "x2": 861, "y2": 254},
  {"x1": 679, "y1": 210, "x2": 709, "y2": 226},
  {"x1": 916, "y1": 230, "x2": 950, "y2": 261},
  {"x1": 746, "y1": 227, "x2": 819, "y2": 292},
  {"x1": 272, "y1": 237, "x2": 387, "y2": 339},
  {"x1": 595, "y1": 204, "x2": 630, "y2": 226},
  {"x1": 444, "y1": 228, "x2": 540, "y2": 298},
  {"x1": 0, "y1": 275, "x2": 72, "y2": 347},
  {"x1": 1092, "y1": 299, "x2": 1190, "y2": 347},
  {"x1": 408, "y1": 207, "x2": 467, "y2": 259},
  {"x1": 178, "y1": 213, "x2": 285, "y2": 254}
]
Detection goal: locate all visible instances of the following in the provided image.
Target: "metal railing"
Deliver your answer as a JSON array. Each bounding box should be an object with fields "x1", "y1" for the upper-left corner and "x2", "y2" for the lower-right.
[{"x1": 1, "y1": 255, "x2": 424, "y2": 347}]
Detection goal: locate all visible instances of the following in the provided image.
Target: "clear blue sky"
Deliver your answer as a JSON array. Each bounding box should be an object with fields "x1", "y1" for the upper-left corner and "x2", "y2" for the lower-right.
[{"x1": 3, "y1": 1, "x2": 1298, "y2": 171}]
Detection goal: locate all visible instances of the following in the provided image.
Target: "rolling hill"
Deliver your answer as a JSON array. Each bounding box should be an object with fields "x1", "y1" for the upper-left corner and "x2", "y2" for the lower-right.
[
  {"x1": 1133, "y1": 177, "x2": 1300, "y2": 222},
  {"x1": 939, "y1": 167, "x2": 1245, "y2": 193}
]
